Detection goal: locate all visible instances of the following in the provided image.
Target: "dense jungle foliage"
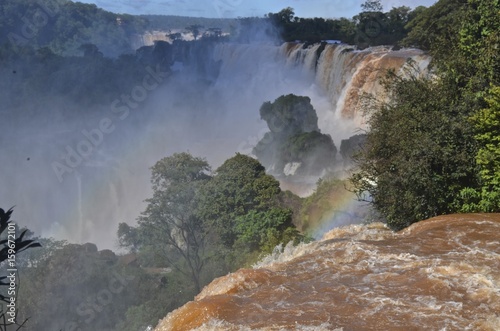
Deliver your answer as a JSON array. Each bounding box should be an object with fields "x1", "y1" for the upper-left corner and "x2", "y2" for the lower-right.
[{"x1": 350, "y1": 0, "x2": 500, "y2": 230}]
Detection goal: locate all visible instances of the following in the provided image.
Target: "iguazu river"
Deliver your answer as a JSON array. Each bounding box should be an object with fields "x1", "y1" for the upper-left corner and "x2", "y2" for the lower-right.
[{"x1": 155, "y1": 214, "x2": 500, "y2": 330}]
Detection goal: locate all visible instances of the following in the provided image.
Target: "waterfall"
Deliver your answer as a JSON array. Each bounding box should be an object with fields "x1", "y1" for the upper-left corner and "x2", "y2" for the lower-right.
[
  {"x1": 212, "y1": 42, "x2": 430, "y2": 129},
  {"x1": 277, "y1": 43, "x2": 430, "y2": 127}
]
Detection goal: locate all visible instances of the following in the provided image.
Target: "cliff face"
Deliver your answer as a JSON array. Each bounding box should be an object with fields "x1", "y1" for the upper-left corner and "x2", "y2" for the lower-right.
[{"x1": 155, "y1": 214, "x2": 500, "y2": 331}]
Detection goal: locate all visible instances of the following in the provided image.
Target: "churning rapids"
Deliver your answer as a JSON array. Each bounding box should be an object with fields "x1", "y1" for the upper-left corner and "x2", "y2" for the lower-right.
[{"x1": 155, "y1": 214, "x2": 500, "y2": 331}]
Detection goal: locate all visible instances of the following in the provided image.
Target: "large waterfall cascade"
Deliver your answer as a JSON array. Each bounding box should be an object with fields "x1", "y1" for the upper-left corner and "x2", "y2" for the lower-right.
[{"x1": 281, "y1": 42, "x2": 430, "y2": 126}]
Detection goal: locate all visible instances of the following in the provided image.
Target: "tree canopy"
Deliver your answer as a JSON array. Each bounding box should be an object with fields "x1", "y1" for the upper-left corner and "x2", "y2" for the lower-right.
[
  {"x1": 267, "y1": 3, "x2": 420, "y2": 47},
  {"x1": 133, "y1": 153, "x2": 211, "y2": 293},
  {"x1": 460, "y1": 86, "x2": 500, "y2": 212},
  {"x1": 350, "y1": 69, "x2": 477, "y2": 230},
  {"x1": 197, "y1": 153, "x2": 282, "y2": 247},
  {"x1": 350, "y1": 0, "x2": 500, "y2": 229},
  {"x1": 118, "y1": 152, "x2": 304, "y2": 294}
]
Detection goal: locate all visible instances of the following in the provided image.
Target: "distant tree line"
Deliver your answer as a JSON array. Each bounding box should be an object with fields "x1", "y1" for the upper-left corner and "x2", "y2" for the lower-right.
[
  {"x1": 140, "y1": 14, "x2": 236, "y2": 34},
  {"x1": 266, "y1": 1, "x2": 424, "y2": 48},
  {"x1": 0, "y1": 0, "x2": 148, "y2": 56}
]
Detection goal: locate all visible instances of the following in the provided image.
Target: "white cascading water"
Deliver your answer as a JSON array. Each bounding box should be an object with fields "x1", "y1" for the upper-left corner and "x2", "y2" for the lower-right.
[{"x1": 278, "y1": 43, "x2": 430, "y2": 128}]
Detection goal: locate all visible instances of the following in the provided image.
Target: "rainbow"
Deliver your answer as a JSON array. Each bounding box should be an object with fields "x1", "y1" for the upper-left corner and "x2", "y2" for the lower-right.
[{"x1": 302, "y1": 182, "x2": 368, "y2": 240}]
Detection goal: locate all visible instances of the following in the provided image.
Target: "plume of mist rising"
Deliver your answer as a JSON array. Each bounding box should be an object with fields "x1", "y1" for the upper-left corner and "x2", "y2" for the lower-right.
[{"x1": 0, "y1": 18, "x2": 360, "y2": 249}]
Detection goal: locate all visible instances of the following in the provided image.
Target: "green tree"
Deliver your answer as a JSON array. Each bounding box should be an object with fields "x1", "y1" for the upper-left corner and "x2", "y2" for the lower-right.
[
  {"x1": 458, "y1": 0, "x2": 500, "y2": 97},
  {"x1": 15, "y1": 235, "x2": 67, "y2": 268},
  {"x1": 351, "y1": 0, "x2": 499, "y2": 230},
  {"x1": 353, "y1": 10, "x2": 388, "y2": 47},
  {"x1": 350, "y1": 68, "x2": 477, "y2": 230},
  {"x1": 455, "y1": 0, "x2": 500, "y2": 211},
  {"x1": 460, "y1": 86, "x2": 500, "y2": 212},
  {"x1": 234, "y1": 208, "x2": 296, "y2": 252},
  {"x1": 117, "y1": 222, "x2": 141, "y2": 253},
  {"x1": 18, "y1": 243, "x2": 149, "y2": 331},
  {"x1": 135, "y1": 153, "x2": 211, "y2": 293},
  {"x1": 276, "y1": 7, "x2": 295, "y2": 24},
  {"x1": 386, "y1": 6, "x2": 412, "y2": 44},
  {"x1": 402, "y1": 0, "x2": 468, "y2": 63},
  {"x1": 338, "y1": 18, "x2": 357, "y2": 43},
  {"x1": 114, "y1": 271, "x2": 196, "y2": 331},
  {"x1": 0, "y1": 0, "x2": 148, "y2": 56},
  {"x1": 266, "y1": 7, "x2": 295, "y2": 30},
  {"x1": 198, "y1": 153, "x2": 281, "y2": 248},
  {"x1": 266, "y1": 4, "x2": 418, "y2": 46}
]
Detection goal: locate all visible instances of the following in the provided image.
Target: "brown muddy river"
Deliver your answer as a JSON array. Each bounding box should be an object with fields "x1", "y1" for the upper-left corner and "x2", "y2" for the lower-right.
[{"x1": 155, "y1": 214, "x2": 500, "y2": 330}]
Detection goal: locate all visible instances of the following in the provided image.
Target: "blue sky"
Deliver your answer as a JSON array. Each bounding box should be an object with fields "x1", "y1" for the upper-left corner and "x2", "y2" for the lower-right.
[{"x1": 80, "y1": 0, "x2": 437, "y2": 18}]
